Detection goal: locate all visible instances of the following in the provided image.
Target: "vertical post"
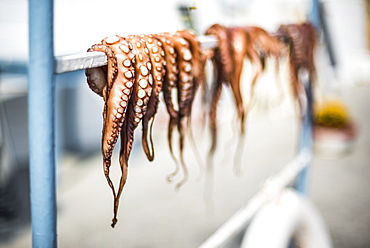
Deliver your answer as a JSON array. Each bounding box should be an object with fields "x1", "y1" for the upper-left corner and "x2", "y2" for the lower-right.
[
  {"x1": 309, "y1": 0, "x2": 321, "y2": 30},
  {"x1": 294, "y1": 0, "x2": 322, "y2": 195},
  {"x1": 28, "y1": 0, "x2": 57, "y2": 247},
  {"x1": 295, "y1": 75, "x2": 314, "y2": 194},
  {"x1": 309, "y1": 0, "x2": 337, "y2": 69}
]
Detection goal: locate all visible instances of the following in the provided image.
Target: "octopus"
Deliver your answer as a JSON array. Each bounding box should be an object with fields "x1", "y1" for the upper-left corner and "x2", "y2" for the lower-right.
[
  {"x1": 204, "y1": 23, "x2": 313, "y2": 173},
  {"x1": 204, "y1": 24, "x2": 254, "y2": 175},
  {"x1": 85, "y1": 30, "x2": 204, "y2": 227},
  {"x1": 83, "y1": 24, "x2": 317, "y2": 228},
  {"x1": 237, "y1": 26, "x2": 284, "y2": 109},
  {"x1": 275, "y1": 22, "x2": 317, "y2": 114},
  {"x1": 86, "y1": 36, "x2": 136, "y2": 228},
  {"x1": 205, "y1": 25, "x2": 283, "y2": 145},
  {"x1": 86, "y1": 35, "x2": 154, "y2": 227},
  {"x1": 204, "y1": 24, "x2": 233, "y2": 159}
]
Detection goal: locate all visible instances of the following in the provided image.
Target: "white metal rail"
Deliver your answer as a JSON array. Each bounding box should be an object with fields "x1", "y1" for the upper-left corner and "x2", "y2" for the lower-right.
[
  {"x1": 199, "y1": 150, "x2": 312, "y2": 248},
  {"x1": 54, "y1": 35, "x2": 218, "y2": 74}
]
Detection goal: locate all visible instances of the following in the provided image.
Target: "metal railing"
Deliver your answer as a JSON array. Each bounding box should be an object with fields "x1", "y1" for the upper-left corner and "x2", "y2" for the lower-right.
[
  {"x1": 199, "y1": 149, "x2": 312, "y2": 248},
  {"x1": 54, "y1": 35, "x2": 218, "y2": 74}
]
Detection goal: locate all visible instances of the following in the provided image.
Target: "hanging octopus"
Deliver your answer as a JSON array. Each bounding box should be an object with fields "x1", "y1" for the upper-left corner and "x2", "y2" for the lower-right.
[
  {"x1": 204, "y1": 23, "x2": 258, "y2": 176},
  {"x1": 174, "y1": 30, "x2": 206, "y2": 186},
  {"x1": 204, "y1": 23, "x2": 305, "y2": 175},
  {"x1": 86, "y1": 36, "x2": 136, "y2": 228},
  {"x1": 275, "y1": 22, "x2": 317, "y2": 114},
  {"x1": 85, "y1": 30, "x2": 204, "y2": 227},
  {"x1": 157, "y1": 31, "x2": 201, "y2": 188},
  {"x1": 237, "y1": 26, "x2": 284, "y2": 108},
  {"x1": 86, "y1": 35, "x2": 155, "y2": 227},
  {"x1": 152, "y1": 30, "x2": 204, "y2": 188},
  {"x1": 204, "y1": 24, "x2": 234, "y2": 159},
  {"x1": 226, "y1": 26, "x2": 285, "y2": 133}
]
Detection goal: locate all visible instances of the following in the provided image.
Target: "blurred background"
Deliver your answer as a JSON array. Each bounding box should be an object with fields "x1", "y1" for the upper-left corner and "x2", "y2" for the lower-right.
[{"x1": 1, "y1": 0, "x2": 370, "y2": 247}]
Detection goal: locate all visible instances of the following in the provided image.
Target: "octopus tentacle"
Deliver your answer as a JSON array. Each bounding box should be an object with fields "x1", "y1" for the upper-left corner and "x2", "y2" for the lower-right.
[
  {"x1": 205, "y1": 24, "x2": 233, "y2": 83},
  {"x1": 85, "y1": 65, "x2": 108, "y2": 98},
  {"x1": 111, "y1": 35, "x2": 153, "y2": 227},
  {"x1": 152, "y1": 33, "x2": 181, "y2": 182},
  {"x1": 172, "y1": 34, "x2": 195, "y2": 118},
  {"x1": 86, "y1": 44, "x2": 117, "y2": 101},
  {"x1": 140, "y1": 34, "x2": 166, "y2": 161},
  {"x1": 229, "y1": 26, "x2": 285, "y2": 174},
  {"x1": 163, "y1": 32, "x2": 194, "y2": 189},
  {"x1": 176, "y1": 29, "x2": 207, "y2": 178},
  {"x1": 241, "y1": 26, "x2": 283, "y2": 111},
  {"x1": 207, "y1": 50, "x2": 224, "y2": 157},
  {"x1": 175, "y1": 30, "x2": 206, "y2": 120},
  {"x1": 86, "y1": 39, "x2": 135, "y2": 217},
  {"x1": 153, "y1": 34, "x2": 179, "y2": 119},
  {"x1": 275, "y1": 23, "x2": 317, "y2": 115},
  {"x1": 228, "y1": 27, "x2": 248, "y2": 135},
  {"x1": 176, "y1": 30, "x2": 204, "y2": 91},
  {"x1": 97, "y1": 36, "x2": 137, "y2": 228},
  {"x1": 205, "y1": 24, "x2": 233, "y2": 161}
]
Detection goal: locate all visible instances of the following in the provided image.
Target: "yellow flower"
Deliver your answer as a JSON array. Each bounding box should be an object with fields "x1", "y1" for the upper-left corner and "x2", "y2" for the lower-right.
[{"x1": 314, "y1": 99, "x2": 350, "y2": 129}]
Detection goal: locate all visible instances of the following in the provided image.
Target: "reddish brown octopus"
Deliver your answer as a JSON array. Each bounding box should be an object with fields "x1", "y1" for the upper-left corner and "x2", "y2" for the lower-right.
[
  {"x1": 204, "y1": 23, "x2": 316, "y2": 172},
  {"x1": 85, "y1": 30, "x2": 204, "y2": 227}
]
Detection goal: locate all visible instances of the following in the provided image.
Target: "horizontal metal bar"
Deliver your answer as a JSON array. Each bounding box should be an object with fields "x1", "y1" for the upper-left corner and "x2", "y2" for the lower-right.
[
  {"x1": 198, "y1": 35, "x2": 218, "y2": 50},
  {"x1": 55, "y1": 51, "x2": 107, "y2": 74},
  {"x1": 55, "y1": 35, "x2": 218, "y2": 74},
  {"x1": 198, "y1": 149, "x2": 312, "y2": 248}
]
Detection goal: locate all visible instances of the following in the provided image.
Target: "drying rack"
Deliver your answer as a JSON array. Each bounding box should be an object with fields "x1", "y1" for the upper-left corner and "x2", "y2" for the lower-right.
[{"x1": 28, "y1": 0, "x2": 322, "y2": 247}]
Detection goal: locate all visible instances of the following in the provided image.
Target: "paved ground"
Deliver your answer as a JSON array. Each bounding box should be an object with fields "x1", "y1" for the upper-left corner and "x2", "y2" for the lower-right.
[
  {"x1": 310, "y1": 85, "x2": 370, "y2": 248},
  {"x1": 1, "y1": 81, "x2": 369, "y2": 247}
]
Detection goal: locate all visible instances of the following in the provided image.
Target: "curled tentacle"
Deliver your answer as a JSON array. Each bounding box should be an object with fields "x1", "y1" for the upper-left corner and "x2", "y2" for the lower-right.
[
  {"x1": 176, "y1": 29, "x2": 207, "y2": 178},
  {"x1": 85, "y1": 65, "x2": 108, "y2": 98},
  {"x1": 153, "y1": 33, "x2": 181, "y2": 182},
  {"x1": 161, "y1": 32, "x2": 194, "y2": 188},
  {"x1": 86, "y1": 44, "x2": 117, "y2": 101},
  {"x1": 140, "y1": 34, "x2": 166, "y2": 161}
]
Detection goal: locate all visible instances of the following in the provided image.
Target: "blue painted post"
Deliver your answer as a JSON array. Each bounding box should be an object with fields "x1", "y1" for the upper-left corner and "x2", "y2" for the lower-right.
[
  {"x1": 294, "y1": 0, "x2": 321, "y2": 195},
  {"x1": 310, "y1": 0, "x2": 337, "y2": 69},
  {"x1": 295, "y1": 79, "x2": 314, "y2": 194},
  {"x1": 28, "y1": 0, "x2": 57, "y2": 247},
  {"x1": 309, "y1": 0, "x2": 321, "y2": 30}
]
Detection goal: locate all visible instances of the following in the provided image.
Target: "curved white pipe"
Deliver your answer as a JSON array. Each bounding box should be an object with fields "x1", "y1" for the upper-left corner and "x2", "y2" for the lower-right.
[{"x1": 241, "y1": 188, "x2": 332, "y2": 248}]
